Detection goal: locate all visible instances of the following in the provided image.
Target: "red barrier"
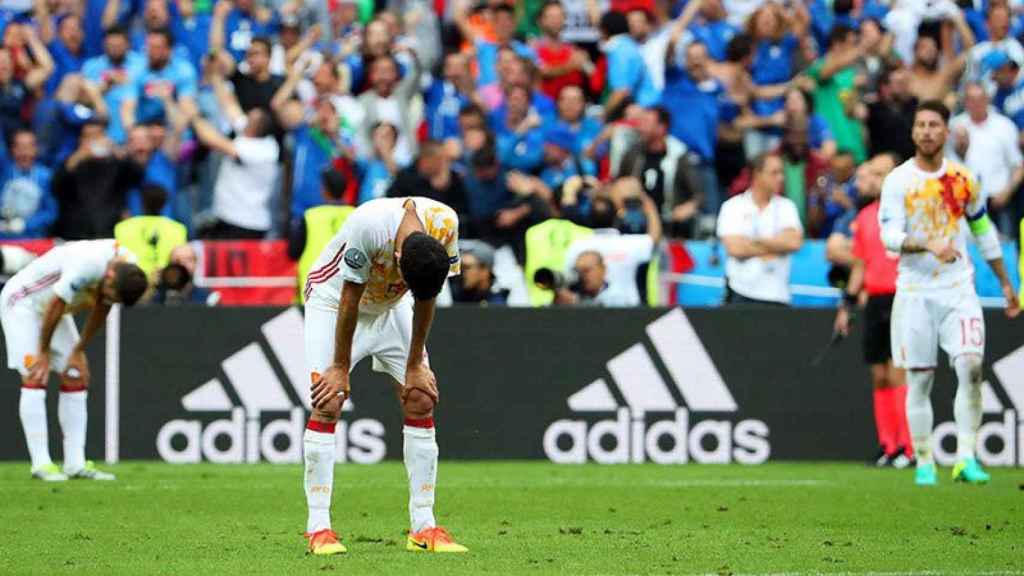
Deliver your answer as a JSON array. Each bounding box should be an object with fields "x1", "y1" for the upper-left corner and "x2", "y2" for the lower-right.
[{"x1": 195, "y1": 240, "x2": 298, "y2": 306}]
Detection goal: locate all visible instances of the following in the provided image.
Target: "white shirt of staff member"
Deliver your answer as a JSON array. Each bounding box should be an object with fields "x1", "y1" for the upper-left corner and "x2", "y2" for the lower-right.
[{"x1": 716, "y1": 153, "x2": 805, "y2": 305}]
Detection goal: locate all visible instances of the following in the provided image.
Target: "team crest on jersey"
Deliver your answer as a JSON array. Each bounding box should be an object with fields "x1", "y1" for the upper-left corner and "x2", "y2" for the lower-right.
[{"x1": 344, "y1": 248, "x2": 368, "y2": 270}]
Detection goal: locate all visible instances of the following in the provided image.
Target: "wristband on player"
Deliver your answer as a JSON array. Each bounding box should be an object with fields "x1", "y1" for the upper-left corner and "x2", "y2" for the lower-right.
[{"x1": 842, "y1": 291, "x2": 857, "y2": 309}]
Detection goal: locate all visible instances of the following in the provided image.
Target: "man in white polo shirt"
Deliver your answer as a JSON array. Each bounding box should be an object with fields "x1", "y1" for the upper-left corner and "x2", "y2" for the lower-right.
[
  {"x1": 949, "y1": 82, "x2": 1023, "y2": 226},
  {"x1": 716, "y1": 152, "x2": 804, "y2": 305}
]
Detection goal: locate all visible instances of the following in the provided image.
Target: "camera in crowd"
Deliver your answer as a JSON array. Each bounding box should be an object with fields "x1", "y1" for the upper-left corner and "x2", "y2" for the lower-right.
[{"x1": 533, "y1": 267, "x2": 581, "y2": 294}]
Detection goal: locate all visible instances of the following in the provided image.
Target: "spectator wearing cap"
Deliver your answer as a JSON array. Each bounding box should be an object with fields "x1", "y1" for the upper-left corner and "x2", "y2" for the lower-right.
[
  {"x1": 532, "y1": 1, "x2": 589, "y2": 101},
  {"x1": 539, "y1": 125, "x2": 593, "y2": 194},
  {"x1": 615, "y1": 106, "x2": 702, "y2": 238},
  {"x1": 82, "y1": 25, "x2": 145, "y2": 144},
  {"x1": 865, "y1": 65, "x2": 916, "y2": 161},
  {"x1": 492, "y1": 84, "x2": 544, "y2": 173},
  {"x1": 449, "y1": 240, "x2": 509, "y2": 305},
  {"x1": 358, "y1": 122, "x2": 401, "y2": 204},
  {"x1": 0, "y1": 129, "x2": 57, "y2": 238},
  {"x1": 967, "y1": 3, "x2": 1024, "y2": 87},
  {"x1": 121, "y1": 28, "x2": 198, "y2": 133},
  {"x1": 949, "y1": 82, "x2": 1023, "y2": 232},
  {"x1": 662, "y1": 40, "x2": 725, "y2": 216},
  {"x1": 600, "y1": 10, "x2": 658, "y2": 119},
  {"x1": 455, "y1": 2, "x2": 536, "y2": 88},
  {"x1": 211, "y1": 0, "x2": 281, "y2": 64}
]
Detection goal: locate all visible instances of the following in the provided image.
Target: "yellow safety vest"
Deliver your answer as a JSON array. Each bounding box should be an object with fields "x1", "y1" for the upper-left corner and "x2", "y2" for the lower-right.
[
  {"x1": 113, "y1": 216, "x2": 188, "y2": 278},
  {"x1": 298, "y1": 204, "x2": 355, "y2": 304},
  {"x1": 524, "y1": 219, "x2": 593, "y2": 306}
]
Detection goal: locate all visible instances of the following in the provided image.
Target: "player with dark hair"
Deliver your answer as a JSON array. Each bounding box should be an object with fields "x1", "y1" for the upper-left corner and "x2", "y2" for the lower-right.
[
  {"x1": 878, "y1": 100, "x2": 1020, "y2": 486},
  {"x1": 1, "y1": 240, "x2": 146, "y2": 481},
  {"x1": 302, "y1": 197, "x2": 465, "y2": 555}
]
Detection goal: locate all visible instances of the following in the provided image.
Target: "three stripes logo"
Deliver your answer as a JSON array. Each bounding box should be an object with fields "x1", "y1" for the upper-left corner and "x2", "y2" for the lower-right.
[
  {"x1": 932, "y1": 344, "x2": 1024, "y2": 467},
  {"x1": 156, "y1": 309, "x2": 386, "y2": 464},
  {"x1": 543, "y1": 309, "x2": 770, "y2": 464}
]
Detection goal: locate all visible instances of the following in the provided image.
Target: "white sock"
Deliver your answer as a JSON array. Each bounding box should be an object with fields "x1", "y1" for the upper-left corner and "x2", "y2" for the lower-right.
[
  {"x1": 304, "y1": 426, "x2": 336, "y2": 533},
  {"x1": 19, "y1": 388, "x2": 51, "y2": 469},
  {"x1": 59, "y1": 390, "x2": 87, "y2": 473},
  {"x1": 953, "y1": 355, "x2": 983, "y2": 461},
  {"x1": 403, "y1": 422, "x2": 438, "y2": 534},
  {"x1": 905, "y1": 370, "x2": 935, "y2": 465}
]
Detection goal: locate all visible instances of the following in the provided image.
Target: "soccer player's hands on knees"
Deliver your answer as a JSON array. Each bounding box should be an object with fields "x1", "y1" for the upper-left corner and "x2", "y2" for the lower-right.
[
  {"x1": 1003, "y1": 284, "x2": 1021, "y2": 319},
  {"x1": 403, "y1": 364, "x2": 438, "y2": 406},
  {"x1": 26, "y1": 354, "x2": 49, "y2": 387},
  {"x1": 63, "y1": 349, "x2": 90, "y2": 387},
  {"x1": 311, "y1": 364, "x2": 349, "y2": 409},
  {"x1": 926, "y1": 238, "x2": 959, "y2": 263}
]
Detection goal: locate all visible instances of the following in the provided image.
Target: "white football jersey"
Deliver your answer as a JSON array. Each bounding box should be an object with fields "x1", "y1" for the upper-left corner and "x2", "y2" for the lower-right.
[
  {"x1": 2, "y1": 240, "x2": 136, "y2": 315},
  {"x1": 304, "y1": 197, "x2": 460, "y2": 315},
  {"x1": 878, "y1": 158, "x2": 983, "y2": 292}
]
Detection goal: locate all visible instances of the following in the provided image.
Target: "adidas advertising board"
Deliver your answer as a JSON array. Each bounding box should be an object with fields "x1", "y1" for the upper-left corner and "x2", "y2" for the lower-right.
[{"x1": 0, "y1": 307, "x2": 1022, "y2": 465}]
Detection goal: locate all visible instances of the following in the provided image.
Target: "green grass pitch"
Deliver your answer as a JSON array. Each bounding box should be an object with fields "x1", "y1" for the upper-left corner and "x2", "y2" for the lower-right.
[{"x1": 0, "y1": 462, "x2": 1021, "y2": 575}]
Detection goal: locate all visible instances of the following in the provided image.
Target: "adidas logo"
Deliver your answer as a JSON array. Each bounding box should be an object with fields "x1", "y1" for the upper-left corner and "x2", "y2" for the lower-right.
[
  {"x1": 543, "y1": 309, "x2": 770, "y2": 464},
  {"x1": 932, "y1": 343, "x2": 1024, "y2": 467},
  {"x1": 156, "y1": 309, "x2": 386, "y2": 464}
]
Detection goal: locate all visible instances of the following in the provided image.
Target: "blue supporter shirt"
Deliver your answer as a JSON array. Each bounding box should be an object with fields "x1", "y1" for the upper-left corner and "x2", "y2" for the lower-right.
[
  {"x1": 169, "y1": 6, "x2": 212, "y2": 72},
  {"x1": 689, "y1": 20, "x2": 738, "y2": 61},
  {"x1": 127, "y1": 151, "x2": 177, "y2": 217},
  {"x1": 82, "y1": 51, "x2": 145, "y2": 144},
  {"x1": 0, "y1": 163, "x2": 56, "y2": 238},
  {"x1": 462, "y1": 163, "x2": 512, "y2": 221},
  {"x1": 605, "y1": 34, "x2": 659, "y2": 106},
  {"x1": 492, "y1": 116, "x2": 545, "y2": 173},
  {"x1": 84, "y1": 0, "x2": 139, "y2": 57},
  {"x1": 998, "y1": 78, "x2": 1024, "y2": 129},
  {"x1": 46, "y1": 39, "x2": 84, "y2": 96},
  {"x1": 290, "y1": 125, "x2": 337, "y2": 219},
  {"x1": 223, "y1": 8, "x2": 279, "y2": 62},
  {"x1": 475, "y1": 39, "x2": 535, "y2": 87},
  {"x1": 424, "y1": 80, "x2": 468, "y2": 142},
  {"x1": 809, "y1": 114, "x2": 833, "y2": 151},
  {"x1": 358, "y1": 159, "x2": 394, "y2": 205},
  {"x1": 551, "y1": 117, "x2": 602, "y2": 155},
  {"x1": 661, "y1": 66, "x2": 723, "y2": 162},
  {"x1": 751, "y1": 34, "x2": 798, "y2": 117},
  {"x1": 129, "y1": 57, "x2": 198, "y2": 124}
]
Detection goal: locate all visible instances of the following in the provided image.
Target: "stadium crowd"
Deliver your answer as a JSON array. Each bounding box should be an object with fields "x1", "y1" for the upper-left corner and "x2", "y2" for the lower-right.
[{"x1": 0, "y1": 0, "x2": 1021, "y2": 306}]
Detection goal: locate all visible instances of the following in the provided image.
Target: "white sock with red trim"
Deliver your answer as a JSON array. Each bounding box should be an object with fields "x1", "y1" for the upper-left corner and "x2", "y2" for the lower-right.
[
  {"x1": 59, "y1": 389, "x2": 87, "y2": 474},
  {"x1": 19, "y1": 387, "x2": 51, "y2": 470},
  {"x1": 404, "y1": 418, "x2": 438, "y2": 534},
  {"x1": 304, "y1": 421, "x2": 336, "y2": 534}
]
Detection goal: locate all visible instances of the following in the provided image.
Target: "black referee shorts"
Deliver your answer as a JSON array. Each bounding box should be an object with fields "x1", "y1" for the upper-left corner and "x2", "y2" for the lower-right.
[{"x1": 862, "y1": 294, "x2": 895, "y2": 365}]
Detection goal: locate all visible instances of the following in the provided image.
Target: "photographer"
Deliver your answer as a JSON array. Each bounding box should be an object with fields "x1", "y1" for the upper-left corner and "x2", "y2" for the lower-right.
[
  {"x1": 544, "y1": 176, "x2": 662, "y2": 307},
  {"x1": 152, "y1": 244, "x2": 218, "y2": 306}
]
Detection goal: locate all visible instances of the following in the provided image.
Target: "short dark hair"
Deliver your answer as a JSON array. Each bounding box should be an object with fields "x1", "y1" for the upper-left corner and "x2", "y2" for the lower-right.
[
  {"x1": 650, "y1": 105, "x2": 671, "y2": 128},
  {"x1": 321, "y1": 168, "x2": 347, "y2": 200},
  {"x1": 141, "y1": 184, "x2": 168, "y2": 215},
  {"x1": 459, "y1": 103, "x2": 486, "y2": 120},
  {"x1": 539, "y1": 0, "x2": 563, "y2": 19},
  {"x1": 914, "y1": 100, "x2": 950, "y2": 125},
  {"x1": 147, "y1": 27, "x2": 174, "y2": 47},
  {"x1": 114, "y1": 263, "x2": 149, "y2": 307},
  {"x1": 725, "y1": 33, "x2": 754, "y2": 63},
  {"x1": 492, "y1": 3, "x2": 515, "y2": 17},
  {"x1": 105, "y1": 24, "x2": 129, "y2": 39},
  {"x1": 827, "y1": 24, "x2": 854, "y2": 50},
  {"x1": 249, "y1": 36, "x2": 272, "y2": 55},
  {"x1": 599, "y1": 11, "x2": 628, "y2": 37},
  {"x1": 247, "y1": 108, "x2": 273, "y2": 138},
  {"x1": 400, "y1": 232, "x2": 450, "y2": 301}
]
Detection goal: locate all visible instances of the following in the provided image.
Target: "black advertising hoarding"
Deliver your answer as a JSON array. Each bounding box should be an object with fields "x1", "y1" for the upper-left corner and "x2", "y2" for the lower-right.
[{"x1": 1, "y1": 307, "x2": 1021, "y2": 466}]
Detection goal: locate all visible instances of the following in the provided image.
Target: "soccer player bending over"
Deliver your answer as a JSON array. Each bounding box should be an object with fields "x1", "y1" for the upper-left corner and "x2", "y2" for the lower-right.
[
  {"x1": 303, "y1": 197, "x2": 467, "y2": 555},
  {"x1": 878, "y1": 100, "x2": 1020, "y2": 486},
  {"x1": 1, "y1": 240, "x2": 147, "y2": 481}
]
